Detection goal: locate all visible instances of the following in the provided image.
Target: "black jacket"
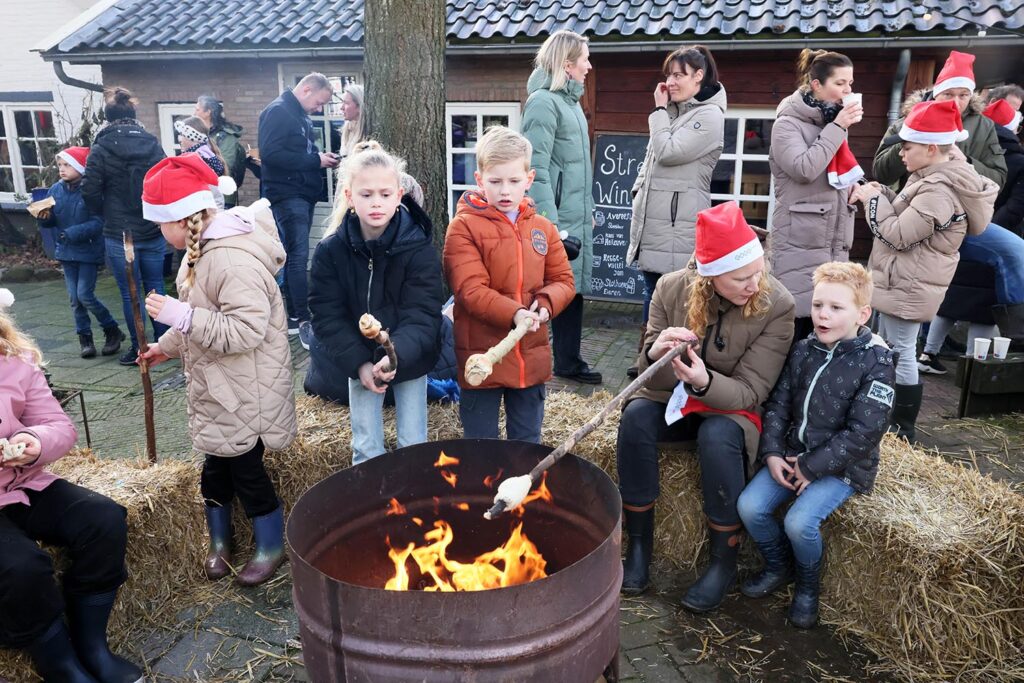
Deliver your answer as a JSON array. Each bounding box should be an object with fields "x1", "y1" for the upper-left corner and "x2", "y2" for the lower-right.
[
  {"x1": 256, "y1": 90, "x2": 323, "y2": 204},
  {"x1": 308, "y1": 197, "x2": 443, "y2": 383},
  {"x1": 82, "y1": 119, "x2": 166, "y2": 242},
  {"x1": 757, "y1": 327, "x2": 896, "y2": 493},
  {"x1": 993, "y1": 125, "x2": 1024, "y2": 236}
]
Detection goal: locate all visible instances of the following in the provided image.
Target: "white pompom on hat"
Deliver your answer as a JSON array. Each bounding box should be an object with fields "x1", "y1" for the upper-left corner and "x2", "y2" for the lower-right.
[
  {"x1": 0, "y1": 288, "x2": 15, "y2": 310},
  {"x1": 694, "y1": 201, "x2": 764, "y2": 277},
  {"x1": 933, "y1": 51, "x2": 976, "y2": 95},
  {"x1": 142, "y1": 153, "x2": 234, "y2": 223}
]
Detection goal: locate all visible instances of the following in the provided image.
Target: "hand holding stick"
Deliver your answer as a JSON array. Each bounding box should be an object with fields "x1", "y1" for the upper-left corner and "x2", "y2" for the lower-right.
[
  {"x1": 485, "y1": 337, "x2": 699, "y2": 519},
  {"x1": 123, "y1": 232, "x2": 158, "y2": 464},
  {"x1": 359, "y1": 313, "x2": 398, "y2": 386},
  {"x1": 464, "y1": 317, "x2": 533, "y2": 387}
]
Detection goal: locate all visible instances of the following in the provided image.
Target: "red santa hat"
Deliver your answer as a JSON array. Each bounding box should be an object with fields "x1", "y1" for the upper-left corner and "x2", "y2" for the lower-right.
[
  {"x1": 983, "y1": 98, "x2": 1022, "y2": 132},
  {"x1": 884, "y1": 100, "x2": 969, "y2": 146},
  {"x1": 142, "y1": 153, "x2": 235, "y2": 223},
  {"x1": 694, "y1": 201, "x2": 764, "y2": 277},
  {"x1": 56, "y1": 146, "x2": 89, "y2": 175},
  {"x1": 933, "y1": 51, "x2": 976, "y2": 95}
]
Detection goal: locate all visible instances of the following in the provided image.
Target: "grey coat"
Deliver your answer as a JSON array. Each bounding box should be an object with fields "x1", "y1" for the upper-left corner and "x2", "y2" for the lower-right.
[
  {"x1": 767, "y1": 90, "x2": 856, "y2": 317},
  {"x1": 627, "y1": 84, "x2": 727, "y2": 274}
]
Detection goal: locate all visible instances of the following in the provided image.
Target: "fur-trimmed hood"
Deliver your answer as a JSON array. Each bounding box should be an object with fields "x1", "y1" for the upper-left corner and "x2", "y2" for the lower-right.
[{"x1": 901, "y1": 88, "x2": 986, "y2": 117}]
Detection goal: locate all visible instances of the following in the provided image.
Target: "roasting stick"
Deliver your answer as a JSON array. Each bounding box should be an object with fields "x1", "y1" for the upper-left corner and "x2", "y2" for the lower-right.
[
  {"x1": 464, "y1": 317, "x2": 533, "y2": 387},
  {"x1": 484, "y1": 338, "x2": 698, "y2": 519},
  {"x1": 123, "y1": 232, "x2": 158, "y2": 464},
  {"x1": 359, "y1": 313, "x2": 399, "y2": 387}
]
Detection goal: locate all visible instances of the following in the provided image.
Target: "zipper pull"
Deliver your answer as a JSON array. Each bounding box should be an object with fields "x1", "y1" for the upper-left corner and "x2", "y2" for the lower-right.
[{"x1": 368, "y1": 258, "x2": 373, "y2": 272}]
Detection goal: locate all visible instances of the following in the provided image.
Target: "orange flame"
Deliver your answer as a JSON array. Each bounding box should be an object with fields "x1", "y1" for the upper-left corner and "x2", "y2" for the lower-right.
[
  {"x1": 385, "y1": 498, "x2": 407, "y2": 516},
  {"x1": 483, "y1": 468, "x2": 504, "y2": 489},
  {"x1": 440, "y1": 469, "x2": 458, "y2": 488},
  {"x1": 511, "y1": 472, "x2": 553, "y2": 516},
  {"x1": 454, "y1": 502, "x2": 469, "y2": 511},
  {"x1": 434, "y1": 451, "x2": 460, "y2": 468},
  {"x1": 411, "y1": 517, "x2": 424, "y2": 526}
]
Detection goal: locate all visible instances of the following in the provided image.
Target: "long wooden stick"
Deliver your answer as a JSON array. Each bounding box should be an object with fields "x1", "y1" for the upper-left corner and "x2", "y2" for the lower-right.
[
  {"x1": 464, "y1": 317, "x2": 532, "y2": 387},
  {"x1": 485, "y1": 338, "x2": 698, "y2": 519},
  {"x1": 359, "y1": 313, "x2": 398, "y2": 386},
  {"x1": 123, "y1": 232, "x2": 157, "y2": 464}
]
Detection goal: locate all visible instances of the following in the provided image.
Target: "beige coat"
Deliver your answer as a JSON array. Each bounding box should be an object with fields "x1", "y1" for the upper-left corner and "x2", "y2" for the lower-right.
[
  {"x1": 627, "y1": 85, "x2": 727, "y2": 274},
  {"x1": 767, "y1": 90, "x2": 856, "y2": 317},
  {"x1": 633, "y1": 265, "x2": 795, "y2": 463},
  {"x1": 159, "y1": 201, "x2": 298, "y2": 457},
  {"x1": 867, "y1": 160, "x2": 998, "y2": 322}
]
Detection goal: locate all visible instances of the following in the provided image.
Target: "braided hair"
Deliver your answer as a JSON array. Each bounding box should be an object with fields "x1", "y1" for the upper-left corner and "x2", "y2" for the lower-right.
[{"x1": 182, "y1": 210, "x2": 211, "y2": 294}]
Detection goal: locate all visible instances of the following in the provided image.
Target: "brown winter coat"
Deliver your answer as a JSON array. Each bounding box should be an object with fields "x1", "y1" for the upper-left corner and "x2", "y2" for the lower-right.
[
  {"x1": 767, "y1": 90, "x2": 857, "y2": 317},
  {"x1": 627, "y1": 84, "x2": 727, "y2": 274},
  {"x1": 443, "y1": 192, "x2": 576, "y2": 390},
  {"x1": 633, "y1": 265, "x2": 795, "y2": 463},
  {"x1": 159, "y1": 201, "x2": 298, "y2": 457},
  {"x1": 867, "y1": 159, "x2": 998, "y2": 322}
]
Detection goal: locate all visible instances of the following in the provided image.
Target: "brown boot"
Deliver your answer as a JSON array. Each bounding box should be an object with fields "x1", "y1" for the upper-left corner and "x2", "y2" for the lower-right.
[{"x1": 626, "y1": 323, "x2": 647, "y2": 379}]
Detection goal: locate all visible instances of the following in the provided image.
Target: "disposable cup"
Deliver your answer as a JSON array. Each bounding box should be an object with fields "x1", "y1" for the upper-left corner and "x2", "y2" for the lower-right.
[
  {"x1": 993, "y1": 336, "x2": 1011, "y2": 360},
  {"x1": 842, "y1": 93, "x2": 862, "y2": 107},
  {"x1": 973, "y1": 337, "x2": 992, "y2": 361}
]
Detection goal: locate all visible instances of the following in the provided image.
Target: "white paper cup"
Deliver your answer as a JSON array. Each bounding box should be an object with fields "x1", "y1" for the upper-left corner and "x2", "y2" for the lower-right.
[
  {"x1": 842, "y1": 93, "x2": 862, "y2": 107},
  {"x1": 993, "y1": 336, "x2": 1011, "y2": 360},
  {"x1": 974, "y1": 337, "x2": 992, "y2": 361}
]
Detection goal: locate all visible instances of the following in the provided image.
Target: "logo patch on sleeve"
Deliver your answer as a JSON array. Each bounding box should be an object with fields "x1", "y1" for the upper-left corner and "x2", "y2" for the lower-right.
[
  {"x1": 866, "y1": 381, "x2": 894, "y2": 407},
  {"x1": 531, "y1": 228, "x2": 548, "y2": 255}
]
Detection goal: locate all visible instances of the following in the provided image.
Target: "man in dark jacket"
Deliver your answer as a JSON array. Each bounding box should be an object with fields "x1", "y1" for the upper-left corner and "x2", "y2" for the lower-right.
[
  {"x1": 983, "y1": 99, "x2": 1024, "y2": 235},
  {"x1": 257, "y1": 72, "x2": 341, "y2": 333}
]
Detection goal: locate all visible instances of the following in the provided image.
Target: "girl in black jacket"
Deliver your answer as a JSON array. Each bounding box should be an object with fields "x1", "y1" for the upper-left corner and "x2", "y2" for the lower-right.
[{"x1": 308, "y1": 145, "x2": 442, "y2": 464}]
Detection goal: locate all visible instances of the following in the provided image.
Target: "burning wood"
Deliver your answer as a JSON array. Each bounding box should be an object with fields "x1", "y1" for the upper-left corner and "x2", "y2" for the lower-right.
[{"x1": 463, "y1": 317, "x2": 532, "y2": 387}]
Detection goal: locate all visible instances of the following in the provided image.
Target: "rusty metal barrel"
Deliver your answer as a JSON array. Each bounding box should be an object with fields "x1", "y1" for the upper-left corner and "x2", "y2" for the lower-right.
[{"x1": 287, "y1": 439, "x2": 622, "y2": 682}]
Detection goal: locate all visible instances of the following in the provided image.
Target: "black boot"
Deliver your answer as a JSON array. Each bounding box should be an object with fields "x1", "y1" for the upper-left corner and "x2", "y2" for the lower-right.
[
  {"x1": 66, "y1": 591, "x2": 144, "y2": 683},
  {"x1": 680, "y1": 522, "x2": 742, "y2": 613},
  {"x1": 740, "y1": 536, "x2": 794, "y2": 598},
  {"x1": 118, "y1": 347, "x2": 139, "y2": 367},
  {"x1": 621, "y1": 506, "x2": 654, "y2": 595},
  {"x1": 626, "y1": 324, "x2": 646, "y2": 379},
  {"x1": 889, "y1": 383, "x2": 923, "y2": 443},
  {"x1": 78, "y1": 333, "x2": 97, "y2": 359},
  {"x1": 788, "y1": 559, "x2": 822, "y2": 629},
  {"x1": 26, "y1": 617, "x2": 99, "y2": 683},
  {"x1": 101, "y1": 325, "x2": 126, "y2": 356}
]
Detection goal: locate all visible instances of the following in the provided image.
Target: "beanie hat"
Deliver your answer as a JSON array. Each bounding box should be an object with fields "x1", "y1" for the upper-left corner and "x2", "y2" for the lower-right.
[
  {"x1": 56, "y1": 147, "x2": 89, "y2": 175},
  {"x1": 142, "y1": 153, "x2": 236, "y2": 223},
  {"x1": 983, "y1": 98, "x2": 1022, "y2": 132},
  {"x1": 883, "y1": 100, "x2": 969, "y2": 146},
  {"x1": 173, "y1": 119, "x2": 208, "y2": 144},
  {"x1": 933, "y1": 51, "x2": 976, "y2": 95},
  {"x1": 694, "y1": 201, "x2": 764, "y2": 277}
]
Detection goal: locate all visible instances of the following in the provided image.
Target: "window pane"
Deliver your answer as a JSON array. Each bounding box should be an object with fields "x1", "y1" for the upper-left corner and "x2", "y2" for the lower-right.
[
  {"x1": 24, "y1": 167, "x2": 56, "y2": 190},
  {"x1": 0, "y1": 167, "x2": 13, "y2": 192},
  {"x1": 742, "y1": 119, "x2": 773, "y2": 154},
  {"x1": 722, "y1": 118, "x2": 738, "y2": 154},
  {"x1": 34, "y1": 111, "x2": 55, "y2": 138},
  {"x1": 14, "y1": 111, "x2": 32, "y2": 137},
  {"x1": 740, "y1": 161, "x2": 772, "y2": 197},
  {"x1": 710, "y1": 158, "x2": 735, "y2": 195},
  {"x1": 0, "y1": 114, "x2": 5, "y2": 137},
  {"x1": 451, "y1": 115, "x2": 477, "y2": 149},
  {"x1": 0, "y1": 140, "x2": 9, "y2": 165},
  {"x1": 38, "y1": 139, "x2": 60, "y2": 166},
  {"x1": 452, "y1": 152, "x2": 477, "y2": 185},
  {"x1": 451, "y1": 189, "x2": 465, "y2": 213},
  {"x1": 19, "y1": 139, "x2": 38, "y2": 166},
  {"x1": 740, "y1": 200, "x2": 770, "y2": 226},
  {"x1": 482, "y1": 114, "x2": 509, "y2": 132}
]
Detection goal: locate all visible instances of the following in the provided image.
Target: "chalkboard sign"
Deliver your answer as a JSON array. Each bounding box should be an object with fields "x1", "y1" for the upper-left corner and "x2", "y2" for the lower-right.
[{"x1": 590, "y1": 134, "x2": 648, "y2": 302}]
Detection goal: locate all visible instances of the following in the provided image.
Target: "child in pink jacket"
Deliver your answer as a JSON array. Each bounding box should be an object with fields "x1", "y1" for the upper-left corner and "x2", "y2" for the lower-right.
[{"x1": 0, "y1": 289, "x2": 143, "y2": 683}]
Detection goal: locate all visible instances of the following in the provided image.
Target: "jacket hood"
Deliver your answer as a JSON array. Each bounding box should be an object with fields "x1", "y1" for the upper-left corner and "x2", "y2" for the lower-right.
[
  {"x1": 342, "y1": 196, "x2": 433, "y2": 256},
  {"x1": 915, "y1": 159, "x2": 1000, "y2": 234},
  {"x1": 454, "y1": 190, "x2": 538, "y2": 225},
  {"x1": 202, "y1": 201, "x2": 286, "y2": 276},
  {"x1": 94, "y1": 120, "x2": 162, "y2": 162},
  {"x1": 901, "y1": 88, "x2": 986, "y2": 117},
  {"x1": 670, "y1": 82, "x2": 727, "y2": 117},
  {"x1": 215, "y1": 121, "x2": 244, "y2": 136},
  {"x1": 776, "y1": 90, "x2": 824, "y2": 126},
  {"x1": 527, "y1": 67, "x2": 584, "y2": 102},
  {"x1": 995, "y1": 124, "x2": 1024, "y2": 154}
]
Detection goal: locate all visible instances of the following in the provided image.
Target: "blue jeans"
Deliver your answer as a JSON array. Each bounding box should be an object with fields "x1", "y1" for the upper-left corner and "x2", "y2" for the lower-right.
[
  {"x1": 61, "y1": 261, "x2": 117, "y2": 335},
  {"x1": 459, "y1": 385, "x2": 546, "y2": 443},
  {"x1": 737, "y1": 466, "x2": 854, "y2": 566},
  {"x1": 960, "y1": 224, "x2": 1024, "y2": 305},
  {"x1": 104, "y1": 236, "x2": 168, "y2": 349},
  {"x1": 271, "y1": 198, "x2": 315, "y2": 321},
  {"x1": 641, "y1": 270, "x2": 662, "y2": 323},
  {"x1": 348, "y1": 374, "x2": 428, "y2": 465}
]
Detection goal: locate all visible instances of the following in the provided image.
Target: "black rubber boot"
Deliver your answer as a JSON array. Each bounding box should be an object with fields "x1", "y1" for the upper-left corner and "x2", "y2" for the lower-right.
[
  {"x1": 101, "y1": 325, "x2": 126, "y2": 356},
  {"x1": 889, "y1": 383, "x2": 923, "y2": 443},
  {"x1": 621, "y1": 506, "x2": 655, "y2": 595},
  {"x1": 78, "y1": 333, "x2": 97, "y2": 359},
  {"x1": 626, "y1": 324, "x2": 646, "y2": 379},
  {"x1": 66, "y1": 591, "x2": 144, "y2": 683},
  {"x1": 741, "y1": 536, "x2": 794, "y2": 598},
  {"x1": 205, "y1": 504, "x2": 233, "y2": 580},
  {"x1": 26, "y1": 617, "x2": 99, "y2": 683},
  {"x1": 680, "y1": 523, "x2": 742, "y2": 613},
  {"x1": 788, "y1": 560, "x2": 822, "y2": 629}
]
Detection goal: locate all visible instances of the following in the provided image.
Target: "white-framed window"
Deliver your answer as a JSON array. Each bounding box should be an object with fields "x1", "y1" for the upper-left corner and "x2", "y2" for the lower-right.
[
  {"x1": 157, "y1": 103, "x2": 197, "y2": 157},
  {"x1": 710, "y1": 107, "x2": 776, "y2": 230},
  {"x1": 446, "y1": 103, "x2": 522, "y2": 218},
  {"x1": 0, "y1": 104, "x2": 58, "y2": 200}
]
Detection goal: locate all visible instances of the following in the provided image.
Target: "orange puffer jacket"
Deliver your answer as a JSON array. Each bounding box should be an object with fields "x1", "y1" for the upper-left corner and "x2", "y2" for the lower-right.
[{"x1": 443, "y1": 192, "x2": 575, "y2": 390}]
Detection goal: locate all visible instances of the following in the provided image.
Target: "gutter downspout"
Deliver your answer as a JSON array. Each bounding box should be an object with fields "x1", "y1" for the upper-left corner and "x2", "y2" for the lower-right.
[
  {"x1": 888, "y1": 49, "x2": 912, "y2": 125},
  {"x1": 53, "y1": 60, "x2": 104, "y2": 92}
]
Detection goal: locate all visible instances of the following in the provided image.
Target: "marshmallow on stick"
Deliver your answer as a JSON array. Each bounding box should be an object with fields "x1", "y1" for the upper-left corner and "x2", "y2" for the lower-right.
[
  {"x1": 359, "y1": 313, "x2": 398, "y2": 384},
  {"x1": 0, "y1": 438, "x2": 27, "y2": 464},
  {"x1": 464, "y1": 317, "x2": 533, "y2": 387}
]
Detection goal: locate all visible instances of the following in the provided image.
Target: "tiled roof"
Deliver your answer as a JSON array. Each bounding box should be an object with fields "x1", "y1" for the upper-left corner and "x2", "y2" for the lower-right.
[{"x1": 49, "y1": 0, "x2": 1024, "y2": 54}]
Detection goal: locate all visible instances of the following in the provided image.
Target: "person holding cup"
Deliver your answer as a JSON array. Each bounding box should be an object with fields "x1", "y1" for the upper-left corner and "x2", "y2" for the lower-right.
[{"x1": 768, "y1": 49, "x2": 862, "y2": 341}]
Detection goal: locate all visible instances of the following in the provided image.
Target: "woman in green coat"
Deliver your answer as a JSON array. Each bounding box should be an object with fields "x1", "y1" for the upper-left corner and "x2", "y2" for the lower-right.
[
  {"x1": 522, "y1": 29, "x2": 600, "y2": 385},
  {"x1": 195, "y1": 95, "x2": 247, "y2": 208}
]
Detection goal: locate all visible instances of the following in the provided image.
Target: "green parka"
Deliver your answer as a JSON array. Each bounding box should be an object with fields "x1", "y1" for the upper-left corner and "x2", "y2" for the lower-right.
[
  {"x1": 212, "y1": 122, "x2": 247, "y2": 205},
  {"x1": 522, "y1": 68, "x2": 595, "y2": 294}
]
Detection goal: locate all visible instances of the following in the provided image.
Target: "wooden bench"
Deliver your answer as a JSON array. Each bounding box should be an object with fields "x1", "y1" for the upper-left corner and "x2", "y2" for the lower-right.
[{"x1": 954, "y1": 352, "x2": 1024, "y2": 417}]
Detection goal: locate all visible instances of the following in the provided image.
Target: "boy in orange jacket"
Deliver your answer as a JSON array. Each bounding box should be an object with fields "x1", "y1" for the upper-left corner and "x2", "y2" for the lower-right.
[{"x1": 443, "y1": 126, "x2": 575, "y2": 442}]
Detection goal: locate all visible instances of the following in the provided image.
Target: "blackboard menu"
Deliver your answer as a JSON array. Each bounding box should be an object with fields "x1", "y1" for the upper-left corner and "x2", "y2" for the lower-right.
[{"x1": 590, "y1": 134, "x2": 648, "y2": 302}]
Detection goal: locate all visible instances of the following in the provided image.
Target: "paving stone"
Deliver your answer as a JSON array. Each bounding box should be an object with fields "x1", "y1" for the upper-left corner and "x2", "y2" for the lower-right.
[
  {"x1": 620, "y1": 616, "x2": 676, "y2": 651},
  {"x1": 624, "y1": 645, "x2": 687, "y2": 682},
  {"x1": 150, "y1": 629, "x2": 278, "y2": 680}
]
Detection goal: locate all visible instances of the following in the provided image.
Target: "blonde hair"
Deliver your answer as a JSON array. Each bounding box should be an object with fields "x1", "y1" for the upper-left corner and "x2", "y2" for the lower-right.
[
  {"x1": 476, "y1": 125, "x2": 532, "y2": 172},
  {"x1": 324, "y1": 141, "x2": 405, "y2": 236},
  {"x1": 534, "y1": 30, "x2": 589, "y2": 92},
  {"x1": 0, "y1": 311, "x2": 43, "y2": 366},
  {"x1": 686, "y1": 269, "x2": 774, "y2": 339},
  {"x1": 812, "y1": 261, "x2": 873, "y2": 308},
  {"x1": 340, "y1": 84, "x2": 368, "y2": 156},
  {"x1": 182, "y1": 209, "x2": 214, "y2": 294}
]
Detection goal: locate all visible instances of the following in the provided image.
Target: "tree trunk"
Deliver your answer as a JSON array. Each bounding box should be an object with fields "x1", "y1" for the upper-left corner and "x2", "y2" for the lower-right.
[{"x1": 364, "y1": 0, "x2": 448, "y2": 252}]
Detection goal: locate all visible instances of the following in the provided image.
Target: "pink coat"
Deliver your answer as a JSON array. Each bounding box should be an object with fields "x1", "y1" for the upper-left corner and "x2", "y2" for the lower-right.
[{"x1": 0, "y1": 355, "x2": 77, "y2": 509}]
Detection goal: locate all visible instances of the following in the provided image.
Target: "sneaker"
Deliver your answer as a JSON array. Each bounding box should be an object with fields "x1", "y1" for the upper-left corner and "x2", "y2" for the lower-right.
[
  {"x1": 287, "y1": 317, "x2": 301, "y2": 336},
  {"x1": 118, "y1": 347, "x2": 139, "y2": 367},
  {"x1": 917, "y1": 352, "x2": 948, "y2": 375},
  {"x1": 298, "y1": 321, "x2": 313, "y2": 351}
]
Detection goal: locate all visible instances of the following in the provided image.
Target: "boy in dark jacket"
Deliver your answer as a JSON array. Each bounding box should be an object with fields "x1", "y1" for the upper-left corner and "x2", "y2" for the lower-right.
[
  {"x1": 737, "y1": 262, "x2": 895, "y2": 629},
  {"x1": 38, "y1": 147, "x2": 124, "y2": 358}
]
